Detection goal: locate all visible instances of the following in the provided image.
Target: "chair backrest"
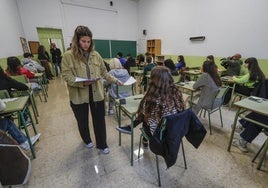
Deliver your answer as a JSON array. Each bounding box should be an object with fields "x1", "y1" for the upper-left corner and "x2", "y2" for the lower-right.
[
  {"x1": 11, "y1": 75, "x2": 28, "y2": 84},
  {"x1": 172, "y1": 75, "x2": 181, "y2": 83},
  {"x1": 0, "y1": 90, "x2": 10, "y2": 99},
  {"x1": 129, "y1": 66, "x2": 139, "y2": 73},
  {"x1": 211, "y1": 86, "x2": 230, "y2": 109},
  {"x1": 116, "y1": 84, "x2": 133, "y2": 98}
]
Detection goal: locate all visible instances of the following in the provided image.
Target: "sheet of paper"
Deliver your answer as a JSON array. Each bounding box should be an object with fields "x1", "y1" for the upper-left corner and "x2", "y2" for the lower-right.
[
  {"x1": 75, "y1": 77, "x2": 100, "y2": 82},
  {"x1": 124, "y1": 76, "x2": 136, "y2": 85}
]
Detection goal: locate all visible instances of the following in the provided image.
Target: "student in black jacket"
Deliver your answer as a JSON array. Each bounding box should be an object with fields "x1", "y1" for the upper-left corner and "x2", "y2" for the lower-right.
[{"x1": 0, "y1": 66, "x2": 28, "y2": 96}]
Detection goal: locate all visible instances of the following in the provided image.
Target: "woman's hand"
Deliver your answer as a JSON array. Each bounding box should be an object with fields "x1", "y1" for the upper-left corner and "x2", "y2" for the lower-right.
[
  {"x1": 83, "y1": 80, "x2": 97, "y2": 86},
  {"x1": 116, "y1": 80, "x2": 123, "y2": 86}
]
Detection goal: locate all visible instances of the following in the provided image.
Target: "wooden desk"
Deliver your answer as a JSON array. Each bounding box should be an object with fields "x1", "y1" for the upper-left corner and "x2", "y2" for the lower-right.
[
  {"x1": 176, "y1": 81, "x2": 198, "y2": 108},
  {"x1": 116, "y1": 94, "x2": 144, "y2": 166},
  {"x1": 227, "y1": 97, "x2": 268, "y2": 170},
  {"x1": 34, "y1": 72, "x2": 48, "y2": 102},
  {"x1": 183, "y1": 70, "x2": 201, "y2": 81},
  {"x1": 133, "y1": 70, "x2": 144, "y2": 94},
  {"x1": 0, "y1": 96, "x2": 38, "y2": 159}
]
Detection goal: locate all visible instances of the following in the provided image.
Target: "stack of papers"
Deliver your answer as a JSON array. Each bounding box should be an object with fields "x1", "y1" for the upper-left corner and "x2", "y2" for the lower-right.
[
  {"x1": 75, "y1": 77, "x2": 100, "y2": 82},
  {"x1": 124, "y1": 76, "x2": 136, "y2": 85}
]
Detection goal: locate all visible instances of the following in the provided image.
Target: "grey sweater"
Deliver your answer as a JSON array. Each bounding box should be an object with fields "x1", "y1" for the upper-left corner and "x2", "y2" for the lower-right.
[{"x1": 193, "y1": 73, "x2": 220, "y2": 114}]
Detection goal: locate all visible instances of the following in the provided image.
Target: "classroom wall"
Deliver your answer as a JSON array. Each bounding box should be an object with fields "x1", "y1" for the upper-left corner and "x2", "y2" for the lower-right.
[
  {"x1": 137, "y1": 0, "x2": 268, "y2": 59},
  {"x1": 1, "y1": 0, "x2": 268, "y2": 75},
  {"x1": 0, "y1": 0, "x2": 26, "y2": 57},
  {"x1": 16, "y1": 0, "x2": 138, "y2": 50}
]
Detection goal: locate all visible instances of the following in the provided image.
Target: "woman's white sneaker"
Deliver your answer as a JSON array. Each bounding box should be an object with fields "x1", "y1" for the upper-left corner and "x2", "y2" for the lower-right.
[
  {"x1": 86, "y1": 142, "x2": 94, "y2": 148},
  {"x1": 102, "y1": 148, "x2": 110, "y2": 154}
]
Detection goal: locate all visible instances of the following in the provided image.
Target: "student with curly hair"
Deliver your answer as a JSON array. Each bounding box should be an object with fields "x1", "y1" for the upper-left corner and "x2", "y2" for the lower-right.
[{"x1": 117, "y1": 66, "x2": 185, "y2": 147}]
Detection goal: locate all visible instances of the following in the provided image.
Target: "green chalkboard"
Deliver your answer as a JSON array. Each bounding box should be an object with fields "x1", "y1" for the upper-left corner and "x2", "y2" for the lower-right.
[
  {"x1": 111, "y1": 40, "x2": 136, "y2": 58},
  {"x1": 93, "y1": 39, "x2": 110, "y2": 58},
  {"x1": 93, "y1": 39, "x2": 137, "y2": 58}
]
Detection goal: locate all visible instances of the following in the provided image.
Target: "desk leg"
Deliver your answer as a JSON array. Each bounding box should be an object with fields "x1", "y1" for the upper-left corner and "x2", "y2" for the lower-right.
[
  {"x1": 29, "y1": 93, "x2": 39, "y2": 124},
  {"x1": 227, "y1": 107, "x2": 241, "y2": 151},
  {"x1": 19, "y1": 111, "x2": 36, "y2": 159},
  {"x1": 257, "y1": 138, "x2": 268, "y2": 170},
  {"x1": 189, "y1": 92, "x2": 194, "y2": 109},
  {"x1": 228, "y1": 83, "x2": 236, "y2": 109},
  {"x1": 130, "y1": 115, "x2": 135, "y2": 166},
  {"x1": 118, "y1": 104, "x2": 122, "y2": 146}
]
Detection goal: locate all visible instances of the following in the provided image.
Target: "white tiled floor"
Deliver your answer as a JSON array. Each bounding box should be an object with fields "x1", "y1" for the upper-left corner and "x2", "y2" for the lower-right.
[{"x1": 8, "y1": 77, "x2": 267, "y2": 188}]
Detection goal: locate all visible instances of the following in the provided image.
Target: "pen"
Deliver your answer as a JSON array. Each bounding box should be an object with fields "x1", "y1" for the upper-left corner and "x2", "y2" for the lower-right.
[{"x1": 134, "y1": 98, "x2": 142, "y2": 100}]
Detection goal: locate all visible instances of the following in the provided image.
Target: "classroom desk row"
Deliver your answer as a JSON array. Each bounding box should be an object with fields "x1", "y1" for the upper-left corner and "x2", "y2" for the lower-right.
[
  {"x1": 0, "y1": 96, "x2": 39, "y2": 159},
  {"x1": 115, "y1": 89, "x2": 268, "y2": 170}
]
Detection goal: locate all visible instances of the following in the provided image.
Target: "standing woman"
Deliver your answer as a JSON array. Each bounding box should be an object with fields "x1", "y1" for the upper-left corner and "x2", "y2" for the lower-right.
[
  {"x1": 232, "y1": 57, "x2": 265, "y2": 96},
  {"x1": 38, "y1": 45, "x2": 54, "y2": 80},
  {"x1": 61, "y1": 25, "x2": 122, "y2": 154}
]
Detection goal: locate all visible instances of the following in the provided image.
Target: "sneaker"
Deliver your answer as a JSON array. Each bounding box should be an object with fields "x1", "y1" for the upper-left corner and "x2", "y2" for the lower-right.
[
  {"x1": 20, "y1": 141, "x2": 30, "y2": 150},
  {"x1": 20, "y1": 133, "x2": 41, "y2": 150},
  {"x1": 101, "y1": 148, "x2": 110, "y2": 154},
  {"x1": 116, "y1": 125, "x2": 131, "y2": 134},
  {"x1": 86, "y1": 142, "x2": 94, "y2": 148},
  {"x1": 232, "y1": 139, "x2": 248, "y2": 153}
]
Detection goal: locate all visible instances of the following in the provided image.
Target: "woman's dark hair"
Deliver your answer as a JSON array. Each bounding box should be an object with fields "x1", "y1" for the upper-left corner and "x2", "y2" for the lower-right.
[
  {"x1": 71, "y1": 25, "x2": 94, "y2": 62},
  {"x1": 202, "y1": 61, "x2": 222, "y2": 87},
  {"x1": 137, "y1": 66, "x2": 184, "y2": 122},
  {"x1": 164, "y1": 59, "x2": 178, "y2": 75},
  {"x1": 137, "y1": 54, "x2": 145, "y2": 63},
  {"x1": 0, "y1": 66, "x2": 8, "y2": 79},
  {"x1": 207, "y1": 55, "x2": 215, "y2": 62},
  {"x1": 146, "y1": 55, "x2": 152, "y2": 64},
  {"x1": 245, "y1": 57, "x2": 265, "y2": 81},
  {"x1": 178, "y1": 55, "x2": 186, "y2": 66},
  {"x1": 6, "y1": 56, "x2": 22, "y2": 75},
  {"x1": 164, "y1": 59, "x2": 176, "y2": 70}
]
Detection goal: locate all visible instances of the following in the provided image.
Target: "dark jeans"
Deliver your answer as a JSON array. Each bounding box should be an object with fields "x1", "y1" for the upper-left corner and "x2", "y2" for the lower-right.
[
  {"x1": 234, "y1": 84, "x2": 252, "y2": 96},
  {"x1": 240, "y1": 113, "x2": 268, "y2": 143},
  {"x1": 0, "y1": 118, "x2": 27, "y2": 144},
  {"x1": 53, "y1": 62, "x2": 62, "y2": 76},
  {"x1": 133, "y1": 119, "x2": 151, "y2": 142},
  {"x1": 70, "y1": 87, "x2": 107, "y2": 149}
]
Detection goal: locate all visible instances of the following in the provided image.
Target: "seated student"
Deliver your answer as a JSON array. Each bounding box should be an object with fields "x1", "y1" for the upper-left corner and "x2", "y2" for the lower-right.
[
  {"x1": 192, "y1": 61, "x2": 222, "y2": 114},
  {"x1": 124, "y1": 54, "x2": 137, "y2": 74},
  {"x1": 0, "y1": 66, "x2": 28, "y2": 95},
  {"x1": 21, "y1": 53, "x2": 45, "y2": 73},
  {"x1": 220, "y1": 53, "x2": 242, "y2": 76},
  {"x1": 164, "y1": 59, "x2": 179, "y2": 76},
  {"x1": 176, "y1": 55, "x2": 186, "y2": 71},
  {"x1": 136, "y1": 54, "x2": 145, "y2": 69},
  {"x1": 232, "y1": 79, "x2": 268, "y2": 153},
  {"x1": 117, "y1": 52, "x2": 126, "y2": 67},
  {"x1": 116, "y1": 66, "x2": 185, "y2": 148},
  {"x1": 0, "y1": 99, "x2": 40, "y2": 150},
  {"x1": 142, "y1": 55, "x2": 156, "y2": 91},
  {"x1": 5, "y1": 56, "x2": 40, "y2": 91},
  {"x1": 232, "y1": 57, "x2": 265, "y2": 96},
  {"x1": 107, "y1": 58, "x2": 131, "y2": 115},
  {"x1": 38, "y1": 45, "x2": 54, "y2": 80},
  {"x1": 0, "y1": 65, "x2": 33, "y2": 124}
]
